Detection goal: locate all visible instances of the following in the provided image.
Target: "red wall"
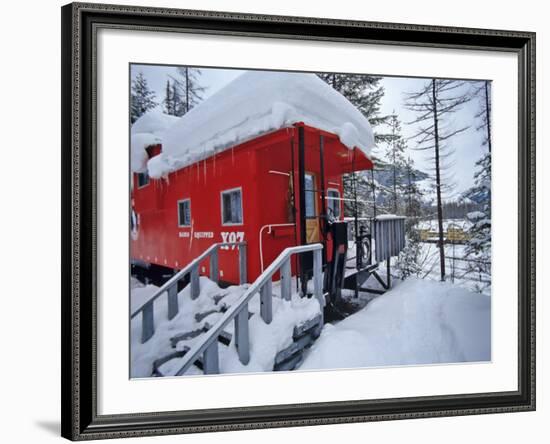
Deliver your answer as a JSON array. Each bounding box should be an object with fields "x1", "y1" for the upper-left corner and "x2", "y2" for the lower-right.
[{"x1": 131, "y1": 125, "x2": 358, "y2": 284}]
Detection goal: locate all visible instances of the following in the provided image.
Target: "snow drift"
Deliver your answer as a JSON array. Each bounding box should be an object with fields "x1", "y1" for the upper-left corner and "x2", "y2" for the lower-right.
[
  {"x1": 300, "y1": 278, "x2": 491, "y2": 370},
  {"x1": 145, "y1": 71, "x2": 376, "y2": 178},
  {"x1": 131, "y1": 276, "x2": 490, "y2": 377}
]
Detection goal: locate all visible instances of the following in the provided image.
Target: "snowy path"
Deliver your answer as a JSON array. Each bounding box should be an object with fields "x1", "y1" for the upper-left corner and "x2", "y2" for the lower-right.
[{"x1": 300, "y1": 278, "x2": 491, "y2": 371}]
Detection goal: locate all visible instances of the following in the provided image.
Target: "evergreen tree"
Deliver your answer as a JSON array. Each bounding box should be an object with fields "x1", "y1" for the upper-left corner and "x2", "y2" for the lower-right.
[
  {"x1": 317, "y1": 73, "x2": 389, "y2": 139},
  {"x1": 395, "y1": 229, "x2": 423, "y2": 279},
  {"x1": 396, "y1": 156, "x2": 424, "y2": 279},
  {"x1": 130, "y1": 72, "x2": 157, "y2": 123},
  {"x1": 404, "y1": 79, "x2": 470, "y2": 281},
  {"x1": 404, "y1": 157, "x2": 424, "y2": 220},
  {"x1": 464, "y1": 81, "x2": 492, "y2": 292},
  {"x1": 384, "y1": 114, "x2": 407, "y2": 214},
  {"x1": 317, "y1": 73, "x2": 393, "y2": 219}
]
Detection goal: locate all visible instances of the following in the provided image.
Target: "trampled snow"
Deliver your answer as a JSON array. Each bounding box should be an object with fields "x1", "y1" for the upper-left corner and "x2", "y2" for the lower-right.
[
  {"x1": 130, "y1": 108, "x2": 179, "y2": 173},
  {"x1": 299, "y1": 278, "x2": 491, "y2": 371},
  {"x1": 146, "y1": 71, "x2": 376, "y2": 178}
]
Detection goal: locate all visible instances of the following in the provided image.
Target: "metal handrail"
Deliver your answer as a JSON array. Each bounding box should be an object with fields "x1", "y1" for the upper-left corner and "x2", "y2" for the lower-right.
[
  {"x1": 131, "y1": 242, "x2": 247, "y2": 343},
  {"x1": 173, "y1": 243, "x2": 324, "y2": 376}
]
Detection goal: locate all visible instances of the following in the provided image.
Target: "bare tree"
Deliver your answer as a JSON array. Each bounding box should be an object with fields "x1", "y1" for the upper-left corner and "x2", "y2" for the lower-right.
[
  {"x1": 404, "y1": 79, "x2": 470, "y2": 281},
  {"x1": 169, "y1": 67, "x2": 206, "y2": 116}
]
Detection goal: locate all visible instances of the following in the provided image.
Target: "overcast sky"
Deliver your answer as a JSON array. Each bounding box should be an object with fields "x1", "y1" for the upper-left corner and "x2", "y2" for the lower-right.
[{"x1": 131, "y1": 65, "x2": 488, "y2": 195}]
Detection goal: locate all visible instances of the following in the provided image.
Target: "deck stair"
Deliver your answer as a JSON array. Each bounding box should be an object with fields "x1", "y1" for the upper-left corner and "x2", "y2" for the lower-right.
[
  {"x1": 153, "y1": 323, "x2": 234, "y2": 376},
  {"x1": 131, "y1": 242, "x2": 247, "y2": 344},
  {"x1": 155, "y1": 310, "x2": 324, "y2": 376},
  {"x1": 131, "y1": 242, "x2": 326, "y2": 377},
  {"x1": 169, "y1": 243, "x2": 325, "y2": 376},
  {"x1": 274, "y1": 314, "x2": 323, "y2": 371}
]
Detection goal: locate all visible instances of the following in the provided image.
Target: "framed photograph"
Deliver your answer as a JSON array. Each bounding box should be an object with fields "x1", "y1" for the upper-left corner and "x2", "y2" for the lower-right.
[{"x1": 61, "y1": 2, "x2": 535, "y2": 440}]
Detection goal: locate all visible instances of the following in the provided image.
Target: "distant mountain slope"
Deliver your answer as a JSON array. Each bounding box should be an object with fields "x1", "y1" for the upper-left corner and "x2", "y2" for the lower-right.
[{"x1": 372, "y1": 158, "x2": 429, "y2": 190}]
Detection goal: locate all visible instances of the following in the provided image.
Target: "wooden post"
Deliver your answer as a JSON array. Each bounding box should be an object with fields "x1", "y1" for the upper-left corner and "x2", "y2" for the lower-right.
[
  {"x1": 167, "y1": 285, "x2": 178, "y2": 320},
  {"x1": 209, "y1": 248, "x2": 219, "y2": 283},
  {"x1": 203, "y1": 341, "x2": 219, "y2": 374},
  {"x1": 281, "y1": 258, "x2": 292, "y2": 301},
  {"x1": 260, "y1": 280, "x2": 273, "y2": 324},
  {"x1": 238, "y1": 244, "x2": 247, "y2": 284},
  {"x1": 141, "y1": 301, "x2": 155, "y2": 344},
  {"x1": 235, "y1": 305, "x2": 250, "y2": 365},
  {"x1": 190, "y1": 265, "x2": 200, "y2": 300},
  {"x1": 313, "y1": 248, "x2": 324, "y2": 310}
]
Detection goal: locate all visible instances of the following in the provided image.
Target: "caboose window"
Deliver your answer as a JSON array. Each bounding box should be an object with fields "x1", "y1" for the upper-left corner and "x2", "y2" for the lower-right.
[
  {"x1": 221, "y1": 188, "x2": 243, "y2": 225},
  {"x1": 177, "y1": 199, "x2": 191, "y2": 227},
  {"x1": 304, "y1": 174, "x2": 316, "y2": 219},
  {"x1": 137, "y1": 171, "x2": 149, "y2": 188},
  {"x1": 327, "y1": 189, "x2": 341, "y2": 218}
]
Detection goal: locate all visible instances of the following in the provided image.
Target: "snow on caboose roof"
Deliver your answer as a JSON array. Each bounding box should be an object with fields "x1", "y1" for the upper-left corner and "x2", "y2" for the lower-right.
[
  {"x1": 131, "y1": 108, "x2": 179, "y2": 173},
  {"x1": 146, "y1": 71, "x2": 376, "y2": 178}
]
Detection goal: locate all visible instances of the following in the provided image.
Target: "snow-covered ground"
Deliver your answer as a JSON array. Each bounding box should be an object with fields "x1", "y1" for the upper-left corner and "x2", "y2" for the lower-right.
[
  {"x1": 417, "y1": 218, "x2": 473, "y2": 232},
  {"x1": 299, "y1": 278, "x2": 491, "y2": 371},
  {"x1": 131, "y1": 272, "x2": 490, "y2": 377},
  {"x1": 417, "y1": 242, "x2": 491, "y2": 295},
  {"x1": 345, "y1": 231, "x2": 490, "y2": 295}
]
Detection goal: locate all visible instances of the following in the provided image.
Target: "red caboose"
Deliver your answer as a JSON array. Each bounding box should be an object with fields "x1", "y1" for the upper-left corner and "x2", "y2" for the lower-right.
[{"x1": 130, "y1": 71, "x2": 374, "y2": 286}]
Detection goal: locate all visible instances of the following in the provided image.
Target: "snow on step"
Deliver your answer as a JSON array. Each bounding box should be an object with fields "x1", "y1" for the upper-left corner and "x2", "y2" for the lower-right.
[
  {"x1": 130, "y1": 276, "x2": 245, "y2": 378},
  {"x1": 144, "y1": 71, "x2": 376, "y2": 178},
  {"x1": 131, "y1": 276, "x2": 322, "y2": 378}
]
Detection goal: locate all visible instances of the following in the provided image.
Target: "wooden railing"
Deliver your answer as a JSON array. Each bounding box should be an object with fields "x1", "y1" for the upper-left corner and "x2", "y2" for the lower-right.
[
  {"x1": 173, "y1": 243, "x2": 325, "y2": 376},
  {"x1": 130, "y1": 242, "x2": 247, "y2": 344}
]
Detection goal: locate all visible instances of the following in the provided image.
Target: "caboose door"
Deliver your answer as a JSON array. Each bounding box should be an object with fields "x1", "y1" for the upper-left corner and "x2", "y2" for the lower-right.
[{"x1": 304, "y1": 173, "x2": 320, "y2": 243}]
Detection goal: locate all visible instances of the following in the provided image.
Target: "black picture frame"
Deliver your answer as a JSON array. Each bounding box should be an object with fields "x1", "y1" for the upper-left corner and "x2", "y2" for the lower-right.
[{"x1": 61, "y1": 2, "x2": 536, "y2": 440}]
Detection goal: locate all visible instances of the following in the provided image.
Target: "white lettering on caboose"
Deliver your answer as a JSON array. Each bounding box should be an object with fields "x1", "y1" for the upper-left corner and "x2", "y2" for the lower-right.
[
  {"x1": 194, "y1": 231, "x2": 214, "y2": 239},
  {"x1": 220, "y1": 232, "x2": 245, "y2": 249}
]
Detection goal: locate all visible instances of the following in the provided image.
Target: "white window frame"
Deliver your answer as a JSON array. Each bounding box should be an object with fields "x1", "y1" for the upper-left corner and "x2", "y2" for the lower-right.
[
  {"x1": 177, "y1": 198, "x2": 192, "y2": 227},
  {"x1": 304, "y1": 173, "x2": 317, "y2": 219},
  {"x1": 327, "y1": 188, "x2": 342, "y2": 219},
  {"x1": 220, "y1": 187, "x2": 244, "y2": 226}
]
